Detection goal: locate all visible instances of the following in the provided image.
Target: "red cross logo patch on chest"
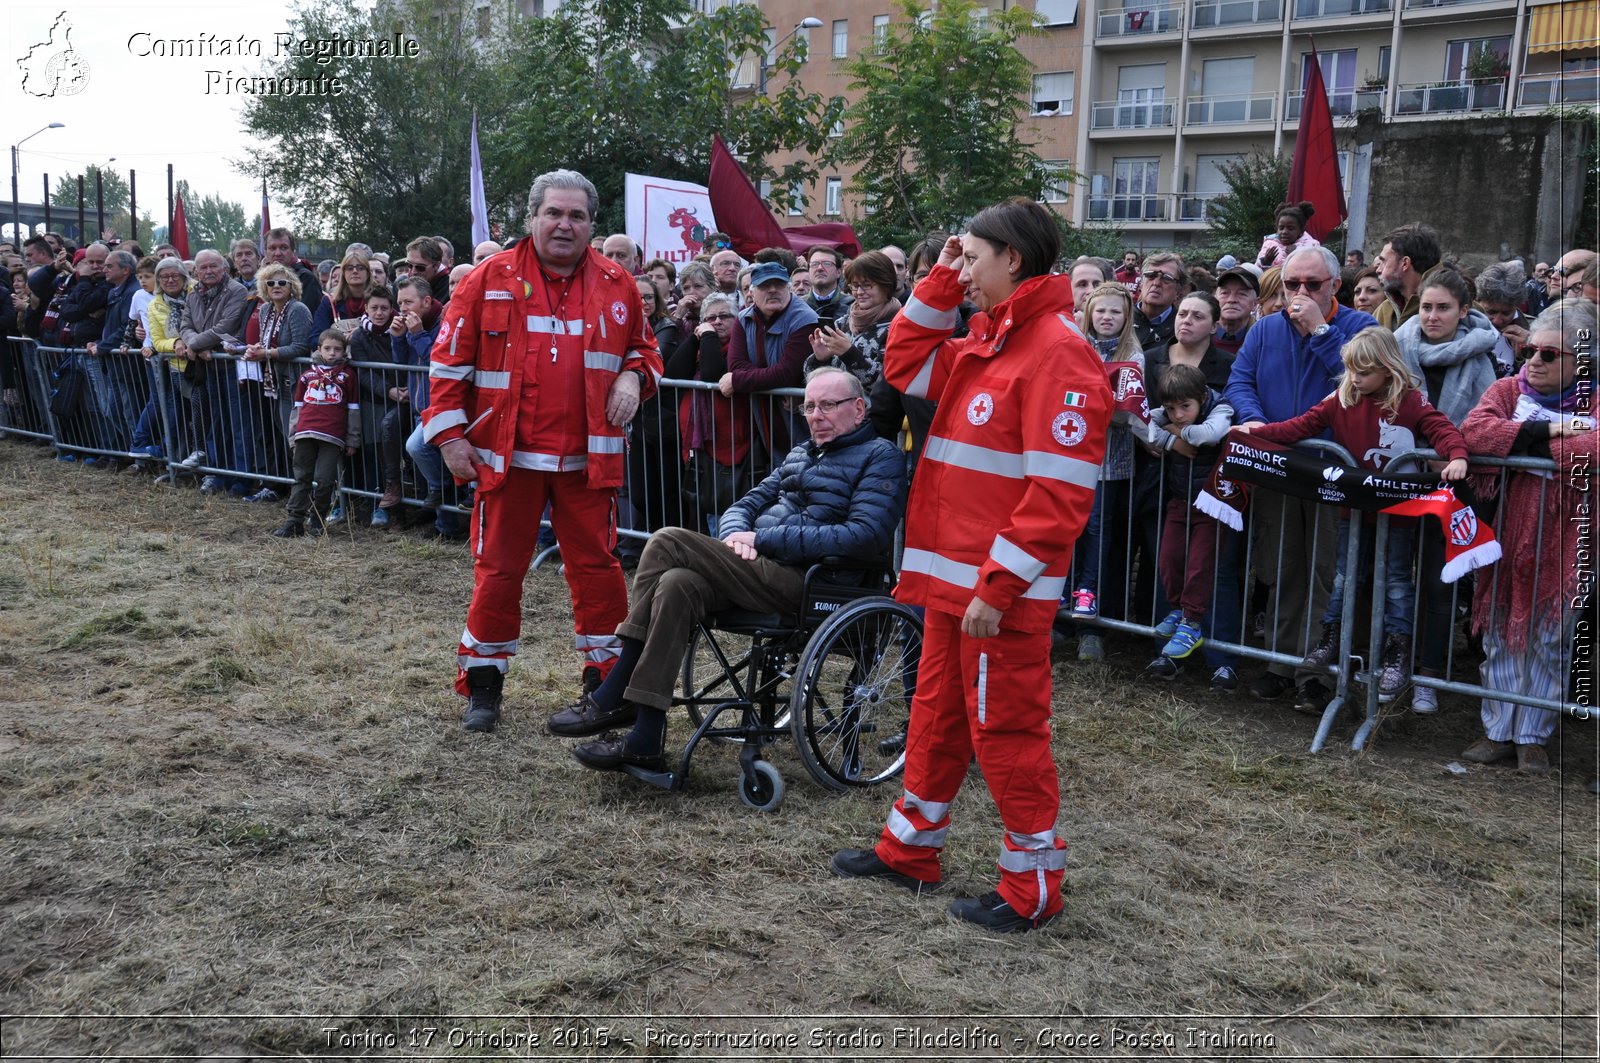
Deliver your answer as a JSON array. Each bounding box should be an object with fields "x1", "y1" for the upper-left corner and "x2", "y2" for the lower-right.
[{"x1": 966, "y1": 392, "x2": 994, "y2": 426}]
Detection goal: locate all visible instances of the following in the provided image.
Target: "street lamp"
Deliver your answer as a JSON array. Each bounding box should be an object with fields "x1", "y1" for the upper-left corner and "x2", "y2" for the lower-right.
[
  {"x1": 10, "y1": 122, "x2": 64, "y2": 244},
  {"x1": 759, "y1": 17, "x2": 824, "y2": 94}
]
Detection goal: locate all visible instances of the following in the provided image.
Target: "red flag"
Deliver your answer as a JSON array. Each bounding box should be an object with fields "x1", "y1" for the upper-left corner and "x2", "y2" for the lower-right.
[
  {"x1": 1289, "y1": 44, "x2": 1347, "y2": 242},
  {"x1": 259, "y1": 179, "x2": 270, "y2": 254},
  {"x1": 171, "y1": 191, "x2": 190, "y2": 260},
  {"x1": 707, "y1": 134, "x2": 861, "y2": 258}
]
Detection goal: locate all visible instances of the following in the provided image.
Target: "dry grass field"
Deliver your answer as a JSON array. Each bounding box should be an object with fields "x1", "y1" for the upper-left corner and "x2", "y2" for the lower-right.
[{"x1": 1, "y1": 437, "x2": 1596, "y2": 1060}]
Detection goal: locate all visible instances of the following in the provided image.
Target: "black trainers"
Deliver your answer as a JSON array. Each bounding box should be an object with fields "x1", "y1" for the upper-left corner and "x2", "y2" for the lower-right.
[
  {"x1": 572, "y1": 732, "x2": 665, "y2": 772},
  {"x1": 831, "y1": 848, "x2": 941, "y2": 893},
  {"x1": 1145, "y1": 655, "x2": 1181, "y2": 681},
  {"x1": 947, "y1": 891, "x2": 1057, "y2": 934},
  {"x1": 271, "y1": 519, "x2": 304, "y2": 538},
  {"x1": 462, "y1": 665, "x2": 503, "y2": 732},
  {"x1": 1294, "y1": 678, "x2": 1332, "y2": 715},
  {"x1": 1300, "y1": 622, "x2": 1340, "y2": 670},
  {"x1": 1249, "y1": 671, "x2": 1295, "y2": 700},
  {"x1": 547, "y1": 694, "x2": 636, "y2": 737}
]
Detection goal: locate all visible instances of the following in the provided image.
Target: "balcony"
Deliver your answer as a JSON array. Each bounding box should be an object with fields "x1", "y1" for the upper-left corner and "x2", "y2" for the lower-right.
[
  {"x1": 1285, "y1": 86, "x2": 1386, "y2": 118},
  {"x1": 1089, "y1": 98, "x2": 1178, "y2": 130},
  {"x1": 1291, "y1": 0, "x2": 1391, "y2": 18},
  {"x1": 1096, "y1": 1, "x2": 1184, "y2": 38},
  {"x1": 1087, "y1": 192, "x2": 1172, "y2": 222},
  {"x1": 1403, "y1": 0, "x2": 1504, "y2": 8},
  {"x1": 1394, "y1": 77, "x2": 1508, "y2": 114},
  {"x1": 1178, "y1": 193, "x2": 1223, "y2": 222},
  {"x1": 1517, "y1": 70, "x2": 1600, "y2": 107},
  {"x1": 1192, "y1": 0, "x2": 1283, "y2": 27},
  {"x1": 1185, "y1": 91, "x2": 1276, "y2": 125}
]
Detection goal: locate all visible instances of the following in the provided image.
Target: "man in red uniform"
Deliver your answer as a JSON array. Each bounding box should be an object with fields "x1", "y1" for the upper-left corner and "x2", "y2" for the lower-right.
[{"x1": 424, "y1": 169, "x2": 663, "y2": 733}]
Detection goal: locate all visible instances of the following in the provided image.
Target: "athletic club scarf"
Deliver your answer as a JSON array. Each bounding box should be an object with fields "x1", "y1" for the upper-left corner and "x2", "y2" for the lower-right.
[
  {"x1": 1106, "y1": 360, "x2": 1150, "y2": 432},
  {"x1": 1195, "y1": 430, "x2": 1502, "y2": 583}
]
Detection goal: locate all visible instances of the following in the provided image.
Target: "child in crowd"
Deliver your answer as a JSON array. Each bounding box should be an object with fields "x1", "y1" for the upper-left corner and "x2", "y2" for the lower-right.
[
  {"x1": 1067, "y1": 282, "x2": 1144, "y2": 661},
  {"x1": 1241, "y1": 326, "x2": 1468, "y2": 706},
  {"x1": 274, "y1": 329, "x2": 361, "y2": 539},
  {"x1": 1145, "y1": 364, "x2": 1234, "y2": 669},
  {"x1": 346, "y1": 287, "x2": 402, "y2": 528}
]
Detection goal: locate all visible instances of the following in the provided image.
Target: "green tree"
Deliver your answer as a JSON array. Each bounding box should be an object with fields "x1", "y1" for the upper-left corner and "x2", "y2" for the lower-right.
[
  {"x1": 49, "y1": 165, "x2": 150, "y2": 242},
  {"x1": 487, "y1": 0, "x2": 842, "y2": 230},
  {"x1": 835, "y1": 0, "x2": 1057, "y2": 246},
  {"x1": 239, "y1": 0, "x2": 490, "y2": 252},
  {"x1": 1204, "y1": 152, "x2": 1290, "y2": 258}
]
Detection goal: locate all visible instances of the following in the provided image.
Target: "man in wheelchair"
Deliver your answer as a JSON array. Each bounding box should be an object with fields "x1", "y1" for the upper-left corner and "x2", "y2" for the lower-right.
[{"x1": 547, "y1": 365, "x2": 907, "y2": 772}]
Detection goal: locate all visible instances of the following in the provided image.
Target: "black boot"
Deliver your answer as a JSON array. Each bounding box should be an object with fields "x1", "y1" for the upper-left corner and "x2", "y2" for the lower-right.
[
  {"x1": 1300, "y1": 622, "x2": 1340, "y2": 670},
  {"x1": 462, "y1": 665, "x2": 503, "y2": 732}
]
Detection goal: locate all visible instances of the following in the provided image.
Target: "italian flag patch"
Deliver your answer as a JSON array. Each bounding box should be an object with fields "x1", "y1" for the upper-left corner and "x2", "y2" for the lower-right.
[{"x1": 1063, "y1": 391, "x2": 1087, "y2": 407}]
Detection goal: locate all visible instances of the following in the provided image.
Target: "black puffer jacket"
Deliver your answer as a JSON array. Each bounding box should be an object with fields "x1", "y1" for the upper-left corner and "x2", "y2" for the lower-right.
[{"x1": 719, "y1": 421, "x2": 905, "y2": 567}]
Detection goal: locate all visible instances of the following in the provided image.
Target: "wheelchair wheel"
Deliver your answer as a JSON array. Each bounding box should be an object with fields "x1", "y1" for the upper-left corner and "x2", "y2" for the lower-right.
[
  {"x1": 738, "y1": 759, "x2": 785, "y2": 813},
  {"x1": 790, "y1": 596, "x2": 921, "y2": 792},
  {"x1": 681, "y1": 627, "x2": 791, "y2": 744}
]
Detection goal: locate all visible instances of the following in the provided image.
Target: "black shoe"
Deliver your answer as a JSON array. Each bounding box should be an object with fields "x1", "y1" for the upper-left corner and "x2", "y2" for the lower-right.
[
  {"x1": 1295, "y1": 678, "x2": 1332, "y2": 715},
  {"x1": 547, "y1": 694, "x2": 636, "y2": 737},
  {"x1": 581, "y1": 666, "x2": 603, "y2": 695},
  {"x1": 877, "y1": 726, "x2": 908, "y2": 757},
  {"x1": 1377, "y1": 632, "x2": 1412, "y2": 703},
  {"x1": 572, "y1": 732, "x2": 665, "y2": 772},
  {"x1": 462, "y1": 665, "x2": 502, "y2": 733},
  {"x1": 947, "y1": 890, "x2": 1057, "y2": 934},
  {"x1": 1300, "y1": 622, "x2": 1341, "y2": 671},
  {"x1": 272, "y1": 519, "x2": 304, "y2": 538},
  {"x1": 1145, "y1": 655, "x2": 1180, "y2": 681},
  {"x1": 1249, "y1": 671, "x2": 1295, "y2": 700},
  {"x1": 831, "y1": 848, "x2": 941, "y2": 893},
  {"x1": 421, "y1": 489, "x2": 443, "y2": 509}
]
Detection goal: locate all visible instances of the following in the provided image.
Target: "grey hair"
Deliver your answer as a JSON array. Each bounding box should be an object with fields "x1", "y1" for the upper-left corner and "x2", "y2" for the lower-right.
[
  {"x1": 678, "y1": 261, "x2": 714, "y2": 290},
  {"x1": 155, "y1": 256, "x2": 189, "y2": 279},
  {"x1": 193, "y1": 248, "x2": 226, "y2": 266},
  {"x1": 1528, "y1": 297, "x2": 1599, "y2": 356},
  {"x1": 701, "y1": 293, "x2": 736, "y2": 317},
  {"x1": 1285, "y1": 244, "x2": 1340, "y2": 280},
  {"x1": 526, "y1": 169, "x2": 599, "y2": 226},
  {"x1": 805, "y1": 364, "x2": 866, "y2": 401},
  {"x1": 1475, "y1": 261, "x2": 1527, "y2": 307},
  {"x1": 106, "y1": 249, "x2": 137, "y2": 272}
]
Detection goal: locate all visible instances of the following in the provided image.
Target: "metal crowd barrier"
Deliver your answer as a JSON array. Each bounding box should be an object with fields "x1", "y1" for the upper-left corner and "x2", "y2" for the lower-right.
[{"x1": 5, "y1": 332, "x2": 1588, "y2": 758}]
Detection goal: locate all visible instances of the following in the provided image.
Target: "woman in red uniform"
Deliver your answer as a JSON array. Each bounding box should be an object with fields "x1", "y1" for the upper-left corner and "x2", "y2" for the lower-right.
[{"x1": 832, "y1": 198, "x2": 1113, "y2": 932}]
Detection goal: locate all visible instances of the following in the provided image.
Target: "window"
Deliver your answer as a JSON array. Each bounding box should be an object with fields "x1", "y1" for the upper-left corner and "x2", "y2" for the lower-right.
[
  {"x1": 1377, "y1": 45, "x2": 1390, "y2": 83},
  {"x1": 1042, "y1": 161, "x2": 1072, "y2": 203},
  {"x1": 1032, "y1": 71, "x2": 1075, "y2": 115},
  {"x1": 825, "y1": 177, "x2": 842, "y2": 215},
  {"x1": 788, "y1": 181, "x2": 805, "y2": 216},
  {"x1": 758, "y1": 179, "x2": 772, "y2": 201},
  {"x1": 970, "y1": 6, "x2": 989, "y2": 31},
  {"x1": 1115, "y1": 63, "x2": 1167, "y2": 127},
  {"x1": 1033, "y1": 0, "x2": 1080, "y2": 26},
  {"x1": 1445, "y1": 36, "x2": 1511, "y2": 82},
  {"x1": 1301, "y1": 49, "x2": 1356, "y2": 113},
  {"x1": 832, "y1": 19, "x2": 849, "y2": 57},
  {"x1": 873, "y1": 14, "x2": 890, "y2": 48},
  {"x1": 1197, "y1": 57, "x2": 1254, "y2": 121},
  {"x1": 864, "y1": 192, "x2": 880, "y2": 215},
  {"x1": 476, "y1": 5, "x2": 492, "y2": 37}
]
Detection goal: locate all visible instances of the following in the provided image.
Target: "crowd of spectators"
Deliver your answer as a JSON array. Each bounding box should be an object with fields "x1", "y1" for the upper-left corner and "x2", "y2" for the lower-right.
[{"x1": 1, "y1": 212, "x2": 1595, "y2": 774}]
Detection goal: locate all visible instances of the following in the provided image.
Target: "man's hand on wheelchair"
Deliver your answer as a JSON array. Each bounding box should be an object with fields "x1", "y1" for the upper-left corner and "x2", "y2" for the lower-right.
[
  {"x1": 721, "y1": 530, "x2": 759, "y2": 561},
  {"x1": 962, "y1": 596, "x2": 1002, "y2": 639}
]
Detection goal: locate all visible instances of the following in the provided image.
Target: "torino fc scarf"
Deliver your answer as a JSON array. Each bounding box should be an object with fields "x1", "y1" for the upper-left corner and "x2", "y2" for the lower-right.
[
  {"x1": 1194, "y1": 430, "x2": 1502, "y2": 583},
  {"x1": 1105, "y1": 361, "x2": 1150, "y2": 431}
]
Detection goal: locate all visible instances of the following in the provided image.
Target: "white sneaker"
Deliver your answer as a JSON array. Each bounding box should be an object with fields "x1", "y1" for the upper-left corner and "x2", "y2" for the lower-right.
[
  {"x1": 1412, "y1": 686, "x2": 1439, "y2": 715},
  {"x1": 180, "y1": 449, "x2": 205, "y2": 468}
]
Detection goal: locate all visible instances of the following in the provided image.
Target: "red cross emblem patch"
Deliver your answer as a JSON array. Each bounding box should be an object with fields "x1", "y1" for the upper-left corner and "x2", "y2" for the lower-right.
[{"x1": 967, "y1": 392, "x2": 994, "y2": 426}]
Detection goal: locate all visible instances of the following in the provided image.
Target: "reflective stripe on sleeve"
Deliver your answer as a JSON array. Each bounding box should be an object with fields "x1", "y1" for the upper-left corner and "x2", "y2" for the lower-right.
[
  {"x1": 473, "y1": 370, "x2": 510, "y2": 389},
  {"x1": 1022, "y1": 449, "x2": 1101, "y2": 490},
  {"x1": 588, "y1": 434, "x2": 626, "y2": 454},
  {"x1": 902, "y1": 295, "x2": 960, "y2": 331},
  {"x1": 429, "y1": 360, "x2": 474, "y2": 381},
  {"x1": 422, "y1": 408, "x2": 468, "y2": 442},
  {"x1": 584, "y1": 350, "x2": 623, "y2": 373},
  {"x1": 474, "y1": 447, "x2": 507, "y2": 473},
  {"x1": 903, "y1": 349, "x2": 940, "y2": 400},
  {"x1": 900, "y1": 548, "x2": 1066, "y2": 600},
  {"x1": 989, "y1": 535, "x2": 1047, "y2": 585},
  {"x1": 922, "y1": 436, "x2": 1023, "y2": 477}
]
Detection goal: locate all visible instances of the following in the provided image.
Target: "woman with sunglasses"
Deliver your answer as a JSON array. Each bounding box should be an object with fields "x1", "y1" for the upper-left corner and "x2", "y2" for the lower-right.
[
  {"x1": 1459, "y1": 297, "x2": 1597, "y2": 773},
  {"x1": 244, "y1": 263, "x2": 315, "y2": 476},
  {"x1": 310, "y1": 252, "x2": 375, "y2": 339}
]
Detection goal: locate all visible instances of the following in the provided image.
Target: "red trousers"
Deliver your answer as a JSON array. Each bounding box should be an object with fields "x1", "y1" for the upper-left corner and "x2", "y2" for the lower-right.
[
  {"x1": 454, "y1": 467, "x2": 626, "y2": 695},
  {"x1": 1159, "y1": 498, "x2": 1222, "y2": 621},
  {"x1": 875, "y1": 608, "x2": 1067, "y2": 920}
]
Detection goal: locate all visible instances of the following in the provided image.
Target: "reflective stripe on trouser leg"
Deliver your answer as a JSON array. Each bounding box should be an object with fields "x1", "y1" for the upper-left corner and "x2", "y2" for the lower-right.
[
  {"x1": 875, "y1": 608, "x2": 971, "y2": 884},
  {"x1": 546, "y1": 471, "x2": 628, "y2": 681},
  {"x1": 967, "y1": 625, "x2": 1066, "y2": 921},
  {"x1": 455, "y1": 468, "x2": 551, "y2": 696}
]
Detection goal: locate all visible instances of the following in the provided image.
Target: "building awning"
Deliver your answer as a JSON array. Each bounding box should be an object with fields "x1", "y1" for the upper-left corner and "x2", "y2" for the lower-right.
[{"x1": 1527, "y1": 0, "x2": 1600, "y2": 55}]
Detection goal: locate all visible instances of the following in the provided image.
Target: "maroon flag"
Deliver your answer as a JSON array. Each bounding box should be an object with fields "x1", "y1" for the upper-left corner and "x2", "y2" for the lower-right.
[
  {"x1": 170, "y1": 191, "x2": 190, "y2": 260},
  {"x1": 1106, "y1": 360, "x2": 1150, "y2": 432},
  {"x1": 707, "y1": 134, "x2": 860, "y2": 258},
  {"x1": 1289, "y1": 44, "x2": 1348, "y2": 242}
]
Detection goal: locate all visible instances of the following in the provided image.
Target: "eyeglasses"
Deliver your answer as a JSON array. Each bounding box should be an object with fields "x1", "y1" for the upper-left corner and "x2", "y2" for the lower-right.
[
  {"x1": 264, "y1": 279, "x2": 291, "y2": 288},
  {"x1": 1563, "y1": 282, "x2": 1585, "y2": 297},
  {"x1": 1519, "y1": 344, "x2": 1572, "y2": 364},
  {"x1": 847, "y1": 283, "x2": 879, "y2": 293},
  {"x1": 1141, "y1": 270, "x2": 1181, "y2": 285},
  {"x1": 1282, "y1": 278, "x2": 1328, "y2": 293},
  {"x1": 702, "y1": 313, "x2": 735, "y2": 322},
  {"x1": 800, "y1": 397, "x2": 858, "y2": 416}
]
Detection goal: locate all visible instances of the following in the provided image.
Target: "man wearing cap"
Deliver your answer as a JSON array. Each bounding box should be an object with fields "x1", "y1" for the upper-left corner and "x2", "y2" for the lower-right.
[
  {"x1": 1212, "y1": 263, "x2": 1260, "y2": 357},
  {"x1": 721, "y1": 260, "x2": 819, "y2": 461}
]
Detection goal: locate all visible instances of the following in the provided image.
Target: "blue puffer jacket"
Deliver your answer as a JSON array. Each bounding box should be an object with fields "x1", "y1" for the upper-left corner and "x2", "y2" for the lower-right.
[{"x1": 718, "y1": 421, "x2": 906, "y2": 567}]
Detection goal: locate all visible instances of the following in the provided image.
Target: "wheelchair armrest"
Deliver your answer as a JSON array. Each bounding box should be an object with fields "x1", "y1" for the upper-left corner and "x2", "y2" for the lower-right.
[{"x1": 800, "y1": 557, "x2": 896, "y2": 624}]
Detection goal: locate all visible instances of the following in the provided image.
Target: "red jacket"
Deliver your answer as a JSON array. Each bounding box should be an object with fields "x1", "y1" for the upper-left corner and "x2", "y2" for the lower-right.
[
  {"x1": 422, "y1": 244, "x2": 661, "y2": 492},
  {"x1": 1250, "y1": 388, "x2": 1467, "y2": 471},
  {"x1": 885, "y1": 266, "x2": 1112, "y2": 633}
]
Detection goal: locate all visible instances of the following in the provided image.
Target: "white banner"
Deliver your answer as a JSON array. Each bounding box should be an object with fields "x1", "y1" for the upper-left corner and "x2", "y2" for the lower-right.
[{"x1": 625, "y1": 172, "x2": 717, "y2": 267}]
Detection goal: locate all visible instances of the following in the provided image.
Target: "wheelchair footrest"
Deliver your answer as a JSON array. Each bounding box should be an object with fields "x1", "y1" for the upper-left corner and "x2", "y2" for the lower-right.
[{"x1": 620, "y1": 764, "x2": 680, "y2": 790}]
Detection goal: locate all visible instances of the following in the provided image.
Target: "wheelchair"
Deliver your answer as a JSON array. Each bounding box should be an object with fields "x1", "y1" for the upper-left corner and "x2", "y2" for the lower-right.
[{"x1": 619, "y1": 561, "x2": 923, "y2": 812}]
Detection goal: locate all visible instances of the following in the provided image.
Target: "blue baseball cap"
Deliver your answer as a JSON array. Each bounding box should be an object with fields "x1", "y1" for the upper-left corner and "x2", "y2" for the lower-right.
[{"x1": 750, "y1": 261, "x2": 790, "y2": 288}]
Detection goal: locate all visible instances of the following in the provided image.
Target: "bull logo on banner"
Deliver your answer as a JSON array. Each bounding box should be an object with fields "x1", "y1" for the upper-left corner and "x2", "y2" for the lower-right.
[
  {"x1": 667, "y1": 206, "x2": 708, "y2": 253},
  {"x1": 625, "y1": 172, "x2": 719, "y2": 266}
]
